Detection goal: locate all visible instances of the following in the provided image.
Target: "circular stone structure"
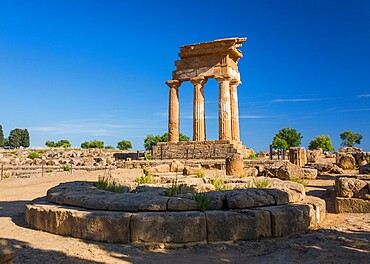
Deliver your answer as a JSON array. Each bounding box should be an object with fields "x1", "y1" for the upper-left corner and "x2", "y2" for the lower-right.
[{"x1": 25, "y1": 178, "x2": 326, "y2": 245}]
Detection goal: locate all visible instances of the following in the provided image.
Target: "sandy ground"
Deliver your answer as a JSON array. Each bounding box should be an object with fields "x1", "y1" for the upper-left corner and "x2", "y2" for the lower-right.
[{"x1": 0, "y1": 169, "x2": 369, "y2": 264}]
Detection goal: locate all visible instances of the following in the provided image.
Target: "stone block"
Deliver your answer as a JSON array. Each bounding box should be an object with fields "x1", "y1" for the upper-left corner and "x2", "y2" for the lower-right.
[
  {"x1": 336, "y1": 153, "x2": 356, "y2": 170},
  {"x1": 206, "y1": 210, "x2": 271, "y2": 242},
  {"x1": 297, "y1": 196, "x2": 326, "y2": 227},
  {"x1": 335, "y1": 197, "x2": 370, "y2": 213},
  {"x1": 130, "y1": 211, "x2": 207, "y2": 243},
  {"x1": 289, "y1": 147, "x2": 307, "y2": 167},
  {"x1": 360, "y1": 164, "x2": 370, "y2": 174},
  {"x1": 167, "y1": 197, "x2": 198, "y2": 211},
  {"x1": 226, "y1": 154, "x2": 244, "y2": 176},
  {"x1": 225, "y1": 189, "x2": 275, "y2": 209},
  {"x1": 0, "y1": 239, "x2": 16, "y2": 264},
  {"x1": 302, "y1": 168, "x2": 318, "y2": 179},
  {"x1": 335, "y1": 177, "x2": 368, "y2": 198},
  {"x1": 263, "y1": 204, "x2": 311, "y2": 237},
  {"x1": 25, "y1": 201, "x2": 131, "y2": 243}
]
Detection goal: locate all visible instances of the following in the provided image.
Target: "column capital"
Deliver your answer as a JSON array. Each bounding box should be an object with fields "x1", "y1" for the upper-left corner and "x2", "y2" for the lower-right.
[
  {"x1": 230, "y1": 79, "x2": 242, "y2": 86},
  {"x1": 166, "y1": 80, "x2": 181, "y2": 89},
  {"x1": 190, "y1": 76, "x2": 207, "y2": 86},
  {"x1": 214, "y1": 75, "x2": 232, "y2": 83}
]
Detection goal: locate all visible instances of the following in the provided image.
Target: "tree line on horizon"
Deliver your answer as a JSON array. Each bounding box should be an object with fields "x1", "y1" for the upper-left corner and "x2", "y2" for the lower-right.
[
  {"x1": 0, "y1": 125, "x2": 30, "y2": 149},
  {"x1": 271, "y1": 128, "x2": 363, "y2": 152}
]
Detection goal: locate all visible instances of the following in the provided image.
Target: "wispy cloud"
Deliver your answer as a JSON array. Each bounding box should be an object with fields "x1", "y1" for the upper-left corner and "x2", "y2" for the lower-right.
[
  {"x1": 272, "y1": 98, "x2": 323, "y2": 103},
  {"x1": 338, "y1": 108, "x2": 370, "y2": 113},
  {"x1": 239, "y1": 115, "x2": 266, "y2": 119},
  {"x1": 29, "y1": 118, "x2": 162, "y2": 137},
  {"x1": 357, "y1": 94, "x2": 370, "y2": 98}
]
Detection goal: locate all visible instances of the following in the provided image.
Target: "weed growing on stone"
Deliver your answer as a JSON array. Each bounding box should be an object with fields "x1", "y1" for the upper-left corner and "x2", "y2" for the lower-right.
[
  {"x1": 96, "y1": 175, "x2": 127, "y2": 193},
  {"x1": 290, "y1": 177, "x2": 308, "y2": 187},
  {"x1": 135, "y1": 173, "x2": 154, "y2": 184},
  {"x1": 166, "y1": 177, "x2": 183, "y2": 196},
  {"x1": 210, "y1": 176, "x2": 225, "y2": 191},
  {"x1": 45, "y1": 168, "x2": 54, "y2": 173},
  {"x1": 195, "y1": 170, "x2": 205, "y2": 178},
  {"x1": 145, "y1": 154, "x2": 153, "y2": 160},
  {"x1": 191, "y1": 193, "x2": 210, "y2": 212},
  {"x1": 253, "y1": 177, "x2": 269, "y2": 188},
  {"x1": 3, "y1": 173, "x2": 11, "y2": 179},
  {"x1": 28, "y1": 152, "x2": 39, "y2": 159}
]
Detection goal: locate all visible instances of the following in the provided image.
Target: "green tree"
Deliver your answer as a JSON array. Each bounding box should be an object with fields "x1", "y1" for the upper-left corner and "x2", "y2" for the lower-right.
[
  {"x1": 8, "y1": 128, "x2": 22, "y2": 148},
  {"x1": 45, "y1": 140, "x2": 57, "y2": 147},
  {"x1": 117, "y1": 140, "x2": 132, "y2": 150},
  {"x1": 104, "y1": 145, "x2": 115, "y2": 150},
  {"x1": 272, "y1": 137, "x2": 289, "y2": 150},
  {"x1": 308, "y1": 135, "x2": 334, "y2": 152},
  {"x1": 21, "y1": 129, "x2": 30, "y2": 148},
  {"x1": 3, "y1": 138, "x2": 9, "y2": 147},
  {"x1": 0, "y1": 125, "x2": 4, "y2": 147},
  {"x1": 81, "y1": 140, "x2": 104, "y2": 149},
  {"x1": 56, "y1": 139, "x2": 71, "y2": 148},
  {"x1": 340, "y1": 130, "x2": 362, "y2": 147},
  {"x1": 143, "y1": 132, "x2": 190, "y2": 150},
  {"x1": 272, "y1": 128, "x2": 302, "y2": 148}
]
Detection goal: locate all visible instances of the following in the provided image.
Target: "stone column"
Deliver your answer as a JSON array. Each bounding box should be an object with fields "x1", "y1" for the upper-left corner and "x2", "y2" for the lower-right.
[
  {"x1": 230, "y1": 79, "x2": 241, "y2": 142},
  {"x1": 190, "y1": 76, "x2": 207, "y2": 141},
  {"x1": 166, "y1": 80, "x2": 181, "y2": 142},
  {"x1": 215, "y1": 75, "x2": 232, "y2": 140}
]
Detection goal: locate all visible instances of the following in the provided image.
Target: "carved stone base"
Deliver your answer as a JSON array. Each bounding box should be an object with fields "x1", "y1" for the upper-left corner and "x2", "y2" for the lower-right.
[{"x1": 152, "y1": 140, "x2": 253, "y2": 160}]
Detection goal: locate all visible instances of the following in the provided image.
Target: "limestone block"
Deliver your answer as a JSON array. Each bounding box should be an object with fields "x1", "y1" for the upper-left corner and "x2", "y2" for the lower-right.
[
  {"x1": 144, "y1": 164, "x2": 170, "y2": 175},
  {"x1": 206, "y1": 210, "x2": 271, "y2": 242},
  {"x1": 108, "y1": 194, "x2": 168, "y2": 212},
  {"x1": 225, "y1": 189, "x2": 275, "y2": 209},
  {"x1": 167, "y1": 197, "x2": 198, "y2": 211},
  {"x1": 207, "y1": 191, "x2": 225, "y2": 210},
  {"x1": 355, "y1": 152, "x2": 368, "y2": 166},
  {"x1": 130, "y1": 211, "x2": 207, "y2": 243},
  {"x1": 183, "y1": 165, "x2": 201, "y2": 176},
  {"x1": 243, "y1": 167, "x2": 258, "y2": 177},
  {"x1": 25, "y1": 202, "x2": 131, "y2": 243},
  {"x1": 336, "y1": 154, "x2": 356, "y2": 170},
  {"x1": 335, "y1": 177, "x2": 368, "y2": 198},
  {"x1": 0, "y1": 239, "x2": 16, "y2": 264},
  {"x1": 169, "y1": 160, "x2": 184, "y2": 172},
  {"x1": 297, "y1": 196, "x2": 326, "y2": 227},
  {"x1": 263, "y1": 204, "x2": 311, "y2": 237},
  {"x1": 306, "y1": 149, "x2": 321, "y2": 163},
  {"x1": 266, "y1": 162, "x2": 305, "y2": 180},
  {"x1": 335, "y1": 197, "x2": 370, "y2": 213},
  {"x1": 225, "y1": 154, "x2": 244, "y2": 176},
  {"x1": 302, "y1": 168, "x2": 318, "y2": 179}
]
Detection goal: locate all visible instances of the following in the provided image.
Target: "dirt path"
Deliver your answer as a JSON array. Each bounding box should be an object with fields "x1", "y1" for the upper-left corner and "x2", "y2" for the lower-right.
[{"x1": 1, "y1": 171, "x2": 369, "y2": 263}]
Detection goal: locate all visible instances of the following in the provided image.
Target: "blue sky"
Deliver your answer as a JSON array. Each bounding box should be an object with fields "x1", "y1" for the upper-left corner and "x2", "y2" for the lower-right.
[{"x1": 0, "y1": 0, "x2": 369, "y2": 151}]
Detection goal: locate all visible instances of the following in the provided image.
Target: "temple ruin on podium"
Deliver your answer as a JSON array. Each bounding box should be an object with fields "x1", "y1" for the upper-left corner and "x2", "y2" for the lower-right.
[{"x1": 152, "y1": 37, "x2": 252, "y2": 159}]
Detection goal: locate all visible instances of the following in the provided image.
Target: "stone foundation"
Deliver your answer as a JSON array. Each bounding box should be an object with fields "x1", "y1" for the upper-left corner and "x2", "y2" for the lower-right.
[{"x1": 152, "y1": 140, "x2": 252, "y2": 160}]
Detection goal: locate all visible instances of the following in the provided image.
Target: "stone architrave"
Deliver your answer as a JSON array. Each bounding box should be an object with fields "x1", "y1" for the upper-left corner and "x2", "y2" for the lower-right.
[
  {"x1": 230, "y1": 79, "x2": 241, "y2": 142},
  {"x1": 166, "y1": 80, "x2": 181, "y2": 142},
  {"x1": 215, "y1": 75, "x2": 232, "y2": 140},
  {"x1": 190, "y1": 76, "x2": 207, "y2": 141}
]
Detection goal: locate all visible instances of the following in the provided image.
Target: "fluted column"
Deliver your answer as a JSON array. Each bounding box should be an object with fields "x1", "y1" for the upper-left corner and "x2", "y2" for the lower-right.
[
  {"x1": 230, "y1": 79, "x2": 241, "y2": 142},
  {"x1": 190, "y1": 76, "x2": 207, "y2": 141},
  {"x1": 215, "y1": 75, "x2": 232, "y2": 140},
  {"x1": 166, "y1": 80, "x2": 181, "y2": 142}
]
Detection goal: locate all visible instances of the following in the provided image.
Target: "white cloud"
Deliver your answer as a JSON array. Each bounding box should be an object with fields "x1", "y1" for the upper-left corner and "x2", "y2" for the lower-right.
[
  {"x1": 272, "y1": 98, "x2": 323, "y2": 103},
  {"x1": 338, "y1": 108, "x2": 370, "y2": 113},
  {"x1": 239, "y1": 115, "x2": 266, "y2": 119},
  {"x1": 358, "y1": 94, "x2": 370, "y2": 98}
]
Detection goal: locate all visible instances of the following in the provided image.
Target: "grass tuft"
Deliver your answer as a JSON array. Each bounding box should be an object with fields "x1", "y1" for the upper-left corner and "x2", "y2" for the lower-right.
[{"x1": 191, "y1": 193, "x2": 210, "y2": 212}]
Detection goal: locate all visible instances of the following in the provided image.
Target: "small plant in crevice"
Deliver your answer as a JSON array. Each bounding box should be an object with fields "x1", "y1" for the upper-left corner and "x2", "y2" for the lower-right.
[
  {"x1": 195, "y1": 170, "x2": 205, "y2": 179},
  {"x1": 166, "y1": 177, "x2": 183, "y2": 197},
  {"x1": 45, "y1": 168, "x2": 54, "y2": 173},
  {"x1": 290, "y1": 177, "x2": 308, "y2": 187},
  {"x1": 145, "y1": 154, "x2": 153, "y2": 160},
  {"x1": 191, "y1": 192, "x2": 210, "y2": 212},
  {"x1": 252, "y1": 177, "x2": 269, "y2": 188}
]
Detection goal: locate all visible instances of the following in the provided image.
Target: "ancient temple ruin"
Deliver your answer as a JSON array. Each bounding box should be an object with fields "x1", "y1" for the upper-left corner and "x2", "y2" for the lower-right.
[{"x1": 153, "y1": 38, "x2": 252, "y2": 159}]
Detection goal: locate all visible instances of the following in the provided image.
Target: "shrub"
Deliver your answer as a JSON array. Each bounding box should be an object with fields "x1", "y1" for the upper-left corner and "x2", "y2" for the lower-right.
[
  {"x1": 135, "y1": 173, "x2": 154, "y2": 184},
  {"x1": 104, "y1": 145, "x2": 115, "y2": 150},
  {"x1": 117, "y1": 140, "x2": 132, "y2": 150},
  {"x1": 191, "y1": 193, "x2": 210, "y2": 212},
  {"x1": 28, "y1": 152, "x2": 39, "y2": 159},
  {"x1": 62, "y1": 165, "x2": 71, "y2": 171},
  {"x1": 166, "y1": 178, "x2": 183, "y2": 196},
  {"x1": 145, "y1": 154, "x2": 153, "y2": 160},
  {"x1": 248, "y1": 153, "x2": 258, "y2": 159},
  {"x1": 195, "y1": 170, "x2": 205, "y2": 178}
]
